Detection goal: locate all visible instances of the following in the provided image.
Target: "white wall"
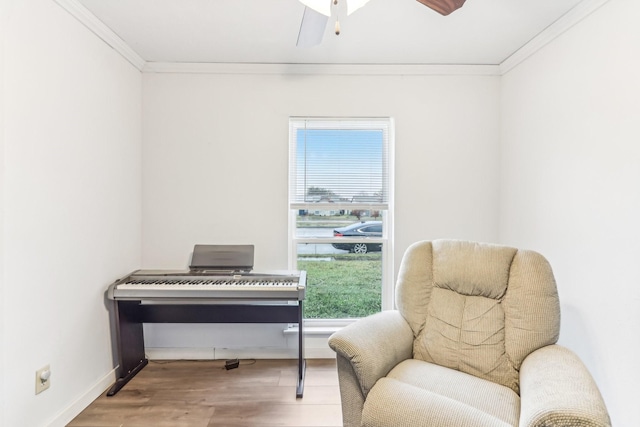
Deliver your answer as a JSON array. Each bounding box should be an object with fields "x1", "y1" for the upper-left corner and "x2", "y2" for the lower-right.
[
  {"x1": 500, "y1": 0, "x2": 640, "y2": 425},
  {"x1": 0, "y1": 1, "x2": 7, "y2": 424},
  {"x1": 141, "y1": 71, "x2": 500, "y2": 353},
  {"x1": 2, "y1": 1, "x2": 142, "y2": 426}
]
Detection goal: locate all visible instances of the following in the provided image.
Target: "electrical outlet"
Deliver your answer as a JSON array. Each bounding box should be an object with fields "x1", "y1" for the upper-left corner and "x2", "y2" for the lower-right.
[{"x1": 35, "y1": 365, "x2": 51, "y2": 394}]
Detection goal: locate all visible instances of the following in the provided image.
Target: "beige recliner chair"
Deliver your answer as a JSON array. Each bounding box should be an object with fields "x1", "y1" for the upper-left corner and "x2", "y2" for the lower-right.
[{"x1": 328, "y1": 240, "x2": 610, "y2": 427}]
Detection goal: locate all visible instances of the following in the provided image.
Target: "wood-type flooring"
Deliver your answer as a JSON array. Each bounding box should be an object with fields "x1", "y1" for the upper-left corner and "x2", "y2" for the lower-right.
[{"x1": 68, "y1": 359, "x2": 342, "y2": 427}]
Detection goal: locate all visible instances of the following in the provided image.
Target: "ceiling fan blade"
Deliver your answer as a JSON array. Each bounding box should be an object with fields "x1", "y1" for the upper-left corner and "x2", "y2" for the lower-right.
[
  {"x1": 299, "y1": 0, "x2": 332, "y2": 17},
  {"x1": 416, "y1": 0, "x2": 467, "y2": 16},
  {"x1": 297, "y1": 6, "x2": 329, "y2": 48}
]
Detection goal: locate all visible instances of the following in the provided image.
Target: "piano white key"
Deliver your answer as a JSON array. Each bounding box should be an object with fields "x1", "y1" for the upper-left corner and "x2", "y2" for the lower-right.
[{"x1": 117, "y1": 282, "x2": 297, "y2": 290}]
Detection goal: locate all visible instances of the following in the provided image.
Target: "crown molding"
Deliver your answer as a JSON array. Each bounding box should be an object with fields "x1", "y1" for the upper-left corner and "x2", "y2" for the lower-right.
[
  {"x1": 54, "y1": 0, "x2": 145, "y2": 71},
  {"x1": 55, "y1": 0, "x2": 611, "y2": 77},
  {"x1": 499, "y1": 0, "x2": 612, "y2": 74},
  {"x1": 142, "y1": 62, "x2": 501, "y2": 76}
]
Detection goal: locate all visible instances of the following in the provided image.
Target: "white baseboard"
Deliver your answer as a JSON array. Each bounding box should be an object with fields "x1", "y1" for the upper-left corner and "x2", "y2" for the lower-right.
[
  {"x1": 46, "y1": 368, "x2": 117, "y2": 427},
  {"x1": 145, "y1": 330, "x2": 337, "y2": 360},
  {"x1": 145, "y1": 346, "x2": 335, "y2": 360}
]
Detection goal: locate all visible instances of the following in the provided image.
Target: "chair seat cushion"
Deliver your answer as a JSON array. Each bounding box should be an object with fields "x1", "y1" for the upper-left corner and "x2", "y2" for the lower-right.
[{"x1": 362, "y1": 359, "x2": 520, "y2": 427}]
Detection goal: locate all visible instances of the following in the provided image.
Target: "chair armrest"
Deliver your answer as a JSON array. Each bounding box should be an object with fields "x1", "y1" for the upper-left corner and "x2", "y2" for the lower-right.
[
  {"x1": 328, "y1": 310, "x2": 413, "y2": 397},
  {"x1": 519, "y1": 344, "x2": 611, "y2": 427}
]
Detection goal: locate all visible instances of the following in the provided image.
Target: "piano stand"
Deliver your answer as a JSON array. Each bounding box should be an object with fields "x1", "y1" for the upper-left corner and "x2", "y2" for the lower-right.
[{"x1": 108, "y1": 300, "x2": 306, "y2": 398}]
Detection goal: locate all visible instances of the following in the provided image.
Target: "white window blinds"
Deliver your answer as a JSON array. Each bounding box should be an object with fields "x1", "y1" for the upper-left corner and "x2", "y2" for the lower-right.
[{"x1": 289, "y1": 117, "x2": 391, "y2": 211}]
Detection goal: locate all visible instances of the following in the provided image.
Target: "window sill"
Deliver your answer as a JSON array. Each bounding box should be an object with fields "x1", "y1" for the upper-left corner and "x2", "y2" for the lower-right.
[
  {"x1": 283, "y1": 325, "x2": 343, "y2": 336},
  {"x1": 284, "y1": 318, "x2": 361, "y2": 336}
]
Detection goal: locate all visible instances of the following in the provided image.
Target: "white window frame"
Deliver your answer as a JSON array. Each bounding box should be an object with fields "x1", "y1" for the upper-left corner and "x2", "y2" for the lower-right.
[{"x1": 288, "y1": 117, "x2": 395, "y2": 326}]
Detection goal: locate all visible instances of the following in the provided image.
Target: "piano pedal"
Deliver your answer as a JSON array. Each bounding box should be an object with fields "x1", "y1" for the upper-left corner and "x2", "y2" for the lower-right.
[{"x1": 224, "y1": 358, "x2": 240, "y2": 370}]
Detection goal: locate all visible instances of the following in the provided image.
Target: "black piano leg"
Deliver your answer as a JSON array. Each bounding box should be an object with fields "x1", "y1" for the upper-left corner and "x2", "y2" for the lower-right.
[
  {"x1": 296, "y1": 359, "x2": 306, "y2": 398},
  {"x1": 107, "y1": 301, "x2": 148, "y2": 396},
  {"x1": 296, "y1": 301, "x2": 306, "y2": 398},
  {"x1": 107, "y1": 359, "x2": 148, "y2": 396}
]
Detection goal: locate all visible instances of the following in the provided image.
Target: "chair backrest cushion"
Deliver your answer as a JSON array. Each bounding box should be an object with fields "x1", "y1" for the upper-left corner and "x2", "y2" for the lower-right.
[{"x1": 396, "y1": 240, "x2": 560, "y2": 394}]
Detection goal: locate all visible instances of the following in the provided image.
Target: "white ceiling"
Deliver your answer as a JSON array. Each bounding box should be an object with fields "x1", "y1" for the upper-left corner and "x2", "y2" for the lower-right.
[{"x1": 75, "y1": 0, "x2": 586, "y2": 65}]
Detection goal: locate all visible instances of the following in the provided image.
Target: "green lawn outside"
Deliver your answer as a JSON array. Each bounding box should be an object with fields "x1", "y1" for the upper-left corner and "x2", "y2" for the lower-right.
[{"x1": 298, "y1": 253, "x2": 382, "y2": 319}]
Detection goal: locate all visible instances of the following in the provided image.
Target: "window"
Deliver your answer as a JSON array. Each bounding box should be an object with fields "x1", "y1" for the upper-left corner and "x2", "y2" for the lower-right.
[{"x1": 288, "y1": 118, "x2": 394, "y2": 321}]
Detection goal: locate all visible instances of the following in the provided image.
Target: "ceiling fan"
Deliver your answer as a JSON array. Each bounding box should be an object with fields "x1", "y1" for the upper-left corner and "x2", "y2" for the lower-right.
[{"x1": 297, "y1": 0, "x2": 467, "y2": 47}]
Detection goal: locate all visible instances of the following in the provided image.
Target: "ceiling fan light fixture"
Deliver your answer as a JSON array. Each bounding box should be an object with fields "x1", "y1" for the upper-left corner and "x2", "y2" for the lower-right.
[
  {"x1": 297, "y1": 0, "x2": 371, "y2": 44},
  {"x1": 416, "y1": 0, "x2": 467, "y2": 16},
  {"x1": 298, "y1": 0, "x2": 371, "y2": 17}
]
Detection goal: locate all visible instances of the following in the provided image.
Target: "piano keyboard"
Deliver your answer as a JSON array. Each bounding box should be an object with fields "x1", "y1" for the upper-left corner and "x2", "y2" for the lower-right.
[
  {"x1": 108, "y1": 271, "x2": 306, "y2": 301},
  {"x1": 118, "y1": 278, "x2": 298, "y2": 290}
]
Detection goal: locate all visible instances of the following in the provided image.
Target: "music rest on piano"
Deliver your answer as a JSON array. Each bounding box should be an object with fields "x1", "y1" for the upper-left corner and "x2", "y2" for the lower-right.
[{"x1": 106, "y1": 245, "x2": 307, "y2": 398}]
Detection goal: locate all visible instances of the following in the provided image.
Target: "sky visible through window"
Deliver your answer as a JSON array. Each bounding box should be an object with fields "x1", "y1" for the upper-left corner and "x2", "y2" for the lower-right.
[{"x1": 296, "y1": 128, "x2": 384, "y2": 202}]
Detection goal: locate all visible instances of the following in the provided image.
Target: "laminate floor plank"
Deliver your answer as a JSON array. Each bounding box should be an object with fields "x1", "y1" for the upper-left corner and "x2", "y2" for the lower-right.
[
  {"x1": 206, "y1": 403, "x2": 342, "y2": 427},
  {"x1": 67, "y1": 359, "x2": 342, "y2": 427}
]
